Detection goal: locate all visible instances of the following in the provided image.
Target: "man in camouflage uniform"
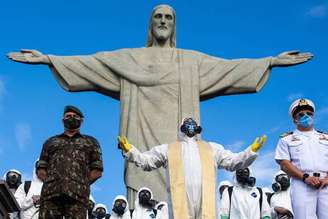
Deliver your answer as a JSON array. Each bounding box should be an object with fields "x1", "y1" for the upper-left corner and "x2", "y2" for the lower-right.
[{"x1": 37, "y1": 105, "x2": 103, "y2": 219}]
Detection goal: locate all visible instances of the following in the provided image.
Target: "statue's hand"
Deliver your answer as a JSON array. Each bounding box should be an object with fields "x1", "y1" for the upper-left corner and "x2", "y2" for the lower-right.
[
  {"x1": 271, "y1": 50, "x2": 313, "y2": 67},
  {"x1": 7, "y1": 49, "x2": 51, "y2": 65}
]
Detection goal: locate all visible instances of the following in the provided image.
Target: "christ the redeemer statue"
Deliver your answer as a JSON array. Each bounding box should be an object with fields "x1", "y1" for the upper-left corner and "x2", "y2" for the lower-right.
[{"x1": 8, "y1": 4, "x2": 312, "y2": 206}]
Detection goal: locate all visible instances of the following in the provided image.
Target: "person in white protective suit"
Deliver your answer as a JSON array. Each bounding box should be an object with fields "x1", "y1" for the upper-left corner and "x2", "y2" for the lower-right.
[
  {"x1": 275, "y1": 98, "x2": 328, "y2": 219},
  {"x1": 132, "y1": 187, "x2": 157, "y2": 219},
  {"x1": 118, "y1": 117, "x2": 267, "y2": 219},
  {"x1": 4, "y1": 169, "x2": 22, "y2": 195},
  {"x1": 110, "y1": 195, "x2": 131, "y2": 219},
  {"x1": 220, "y1": 167, "x2": 271, "y2": 219},
  {"x1": 218, "y1": 180, "x2": 233, "y2": 199},
  {"x1": 14, "y1": 161, "x2": 44, "y2": 219},
  {"x1": 155, "y1": 201, "x2": 169, "y2": 219},
  {"x1": 270, "y1": 171, "x2": 294, "y2": 219},
  {"x1": 93, "y1": 203, "x2": 110, "y2": 219},
  {"x1": 262, "y1": 187, "x2": 273, "y2": 203}
]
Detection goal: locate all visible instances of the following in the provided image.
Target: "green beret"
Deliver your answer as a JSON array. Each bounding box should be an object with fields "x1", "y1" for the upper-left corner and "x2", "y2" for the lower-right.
[{"x1": 64, "y1": 105, "x2": 84, "y2": 118}]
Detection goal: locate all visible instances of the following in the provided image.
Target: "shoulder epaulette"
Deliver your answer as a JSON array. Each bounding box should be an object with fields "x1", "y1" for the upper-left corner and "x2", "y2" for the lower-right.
[
  {"x1": 280, "y1": 132, "x2": 293, "y2": 138},
  {"x1": 317, "y1": 130, "x2": 328, "y2": 135}
]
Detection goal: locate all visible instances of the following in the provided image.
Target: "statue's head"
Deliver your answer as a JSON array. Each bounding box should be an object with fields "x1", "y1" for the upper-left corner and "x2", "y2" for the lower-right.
[{"x1": 147, "y1": 4, "x2": 176, "y2": 48}]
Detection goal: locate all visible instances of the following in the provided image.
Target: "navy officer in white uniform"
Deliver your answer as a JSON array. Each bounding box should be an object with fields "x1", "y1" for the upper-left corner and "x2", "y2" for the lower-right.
[{"x1": 275, "y1": 98, "x2": 328, "y2": 219}]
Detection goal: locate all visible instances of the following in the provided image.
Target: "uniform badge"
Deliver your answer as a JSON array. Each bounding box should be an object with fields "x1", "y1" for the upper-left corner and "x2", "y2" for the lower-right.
[
  {"x1": 319, "y1": 134, "x2": 328, "y2": 141},
  {"x1": 291, "y1": 136, "x2": 301, "y2": 141},
  {"x1": 251, "y1": 192, "x2": 257, "y2": 198}
]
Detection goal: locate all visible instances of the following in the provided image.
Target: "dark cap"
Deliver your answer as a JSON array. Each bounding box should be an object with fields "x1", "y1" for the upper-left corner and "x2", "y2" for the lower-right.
[{"x1": 64, "y1": 105, "x2": 84, "y2": 118}]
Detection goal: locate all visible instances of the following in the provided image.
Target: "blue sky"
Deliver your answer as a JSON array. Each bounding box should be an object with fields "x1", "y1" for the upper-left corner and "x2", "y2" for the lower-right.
[{"x1": 0, "y1": 0, "x2": 327, "y2": 210}]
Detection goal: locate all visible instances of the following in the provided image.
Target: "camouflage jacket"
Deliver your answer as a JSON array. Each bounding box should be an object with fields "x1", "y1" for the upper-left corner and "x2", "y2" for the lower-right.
[{"x1": 38, "y1": 133, "x2": 103, "y2": 204}]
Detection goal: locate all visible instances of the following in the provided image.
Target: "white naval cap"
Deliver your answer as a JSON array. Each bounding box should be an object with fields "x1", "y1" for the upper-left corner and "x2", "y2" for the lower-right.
[{"x1": 289, "y1": 98, "x2": 315, "y2": 118}]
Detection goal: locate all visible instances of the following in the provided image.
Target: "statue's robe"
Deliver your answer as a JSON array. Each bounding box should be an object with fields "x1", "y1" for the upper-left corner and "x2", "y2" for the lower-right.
[{"x1": 48, "y1": 47, "x2": 272, "y2": 205}]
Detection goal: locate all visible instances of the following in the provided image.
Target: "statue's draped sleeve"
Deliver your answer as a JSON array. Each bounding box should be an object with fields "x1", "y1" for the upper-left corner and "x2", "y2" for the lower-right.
[
  {"x1": 48, "y1": 53, "x2": 121, "y2": 100},
  {"x1": 198, "y1": 53, "x2": 272, "y2": 101}
]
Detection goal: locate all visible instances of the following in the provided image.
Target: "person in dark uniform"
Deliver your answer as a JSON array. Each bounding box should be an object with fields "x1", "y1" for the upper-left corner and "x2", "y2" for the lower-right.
[{"x1": 37, "y1": 105, "x2": 103, "y2": 219}]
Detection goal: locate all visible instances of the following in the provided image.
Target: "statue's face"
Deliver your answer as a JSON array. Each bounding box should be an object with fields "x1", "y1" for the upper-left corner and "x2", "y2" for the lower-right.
[{"x1": 151, "y1": 6, "x2": 174, "y2": 42}]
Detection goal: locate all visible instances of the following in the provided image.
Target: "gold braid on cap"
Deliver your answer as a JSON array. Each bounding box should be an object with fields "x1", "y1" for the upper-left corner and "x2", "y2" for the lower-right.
[{"x1": 298, "y1": 99, "x2": 308, "y2": 106}]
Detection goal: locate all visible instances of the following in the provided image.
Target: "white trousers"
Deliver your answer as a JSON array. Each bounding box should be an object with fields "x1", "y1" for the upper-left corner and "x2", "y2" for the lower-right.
[{"x1": 291, "y1": 179, "x2": 328, "y2": 219}]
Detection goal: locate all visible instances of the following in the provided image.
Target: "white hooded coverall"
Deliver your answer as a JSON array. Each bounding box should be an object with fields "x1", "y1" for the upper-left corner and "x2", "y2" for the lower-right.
[
  {"x1": 110, "y1": 195, "x2": 131, "y2": 219},
  {"x1": 132, "y1": 187, "x2": 157, "y2": 219},
  {"x1": 219, "y1": 169, "x2": 271, "y2": 219},
  {"x1": 155, "y1": 201, "x2": 169, "y2": 219},
  {"x1": 14, "y1": 166, "x2": 43, "y2": 219}
]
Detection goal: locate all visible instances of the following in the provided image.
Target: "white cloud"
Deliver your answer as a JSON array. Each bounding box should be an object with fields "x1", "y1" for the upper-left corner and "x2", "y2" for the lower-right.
[
  {"x1": 251, "y1": 151, "x2": 280, "y2": 186},
  {"x1": 268, "y1": 126, "x2": 281, "y2": 134},
  {"x1": 287, "y1": 93, "x2": 303, "y2": 102},
  {"x1": 307, "y1": 5, "x2": 327, "y2": 18},
  {"x1": 91, "y1": 184, "x2": 103, "y2": 192},
  {"x1": 15, "y1": 123, "x2": 32, "y2": 151},
  {"x1": 226, "y1": 140, "x2": 245, "y2": 151}
]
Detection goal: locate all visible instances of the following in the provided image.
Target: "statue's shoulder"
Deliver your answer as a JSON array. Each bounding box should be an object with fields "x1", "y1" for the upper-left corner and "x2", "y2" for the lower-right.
[{"x1": 279, "y1": 131, "x2": 293, "y2": 139}]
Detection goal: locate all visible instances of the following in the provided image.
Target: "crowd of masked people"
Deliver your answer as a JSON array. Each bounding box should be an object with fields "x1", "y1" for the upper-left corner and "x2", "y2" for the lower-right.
[
  {"x1": 3, "y1": 162, "x2": 291, "y2": 219},
  {"x1": 218, "y1": 168, "x2": 293, "y2": 219},
  {"x1": 3, "y1": 167, "x2": 168, "y2": 219}
]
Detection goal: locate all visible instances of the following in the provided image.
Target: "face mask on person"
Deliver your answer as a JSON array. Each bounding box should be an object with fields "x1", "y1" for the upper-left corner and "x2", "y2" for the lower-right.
[
  {"x1": 139, "y1": 190, "x2": 152, "y2": 207},
  {"x1": 63, "y1": 116, "x2": 82, "y2": 130},
  {"x1": 272, "y1": 174, "x2": 290, "y2": 192},
  {"x1": 180, "y1": 118, "x2": 202, "y2": 137},
  {"x1": 297, "y1": 112, "x2": 314, "y2": 128},
  {"x1": 6, "y1": 172, "x2": 22, "y2": 188},
  {"x1": 236, "y1": 168, "x2": 256, "y2": 187},
  {"x1": 113, "y1": 199, "x2": 127, "y2": 216},
  {"x1": 94, "y1": 207, "x2": 106, "y2": 219}
]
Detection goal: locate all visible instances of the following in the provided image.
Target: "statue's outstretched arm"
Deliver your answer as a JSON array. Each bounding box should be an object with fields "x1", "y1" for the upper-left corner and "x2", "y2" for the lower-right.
[
  {"x1": 7, "y1": 49, "x2": 51, "y2": 65},
  {"x1": 270, "y1": 50, "x2": 313, "y2": 67}
]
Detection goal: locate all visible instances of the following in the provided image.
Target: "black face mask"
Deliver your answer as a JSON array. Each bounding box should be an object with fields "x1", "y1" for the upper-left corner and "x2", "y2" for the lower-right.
[
  {"x1": 180, "y1": 118, "x2": 202, "y2": 137},
  {"x1": 64, "y1": 117, "x2": 81, "y2": 130},
  {"x1": 113, "y1": 199, "x2": 127, "y2": 216},
  {"x1": 139, "y1": 190, "x2": 152, "y2": 207},
  {"x1": 236, "y1": 168, "x2": 256, "y2": 187},
  {"x1": 6, "y1": 172, "x2": 22, "y2": 189},
  {"x1": 273, "y1": 174, "x2": 290, "y2": 192},
  {"x1": 94, "y1": 208, "x2": 106, "y2": 219}
]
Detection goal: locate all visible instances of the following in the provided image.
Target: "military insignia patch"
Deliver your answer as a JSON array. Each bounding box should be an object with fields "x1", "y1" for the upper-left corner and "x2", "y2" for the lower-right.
[
  {"x1": 251, "y1": 192, "x2": 257, "y2": 198},
  {"x1": 280, "y1": 132, "x2": 293, "y2": 138}
]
